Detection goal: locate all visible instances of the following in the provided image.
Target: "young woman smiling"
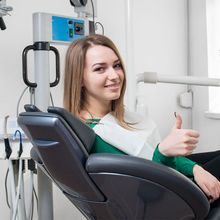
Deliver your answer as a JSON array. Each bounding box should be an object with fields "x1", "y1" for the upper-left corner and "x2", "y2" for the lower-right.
[{"x1": 64, "y1": 34, "x2": 220, "y2": 203}]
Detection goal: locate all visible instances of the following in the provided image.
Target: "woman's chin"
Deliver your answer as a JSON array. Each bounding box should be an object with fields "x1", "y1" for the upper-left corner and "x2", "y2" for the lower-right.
[{"x1": 108, "y1": 94, "x2": 121, "y2": 100}]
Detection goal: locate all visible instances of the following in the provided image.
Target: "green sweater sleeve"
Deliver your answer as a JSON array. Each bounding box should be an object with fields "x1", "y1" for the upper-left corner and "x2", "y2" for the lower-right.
[
  {"x1": 175, "y1": 156, "x2": 197, "y2": 177},
  {"x1": 152, "y1": 145, "x2": 176, "y2": 168},
  {"x1": 152, "y1": 146, "x2": 197, "y2": 177},
  {"x1": 88, "y1": 120, "x2": 126, "y2": 155}
]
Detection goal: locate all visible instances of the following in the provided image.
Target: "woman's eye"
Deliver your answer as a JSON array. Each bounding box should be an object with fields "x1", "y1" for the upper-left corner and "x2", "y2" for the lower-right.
[
  {"x1": 94, "y1": 67, "x2": 104, "y2": 72},
  {"x1": 114, "y1": 63, "x2": 122, "y2": 70}
]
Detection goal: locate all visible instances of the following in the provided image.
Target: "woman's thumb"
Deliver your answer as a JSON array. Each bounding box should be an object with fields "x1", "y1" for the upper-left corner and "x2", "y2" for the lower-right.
[{"x1": 174, "y1": 112, "x2": 182, "y2": 129}]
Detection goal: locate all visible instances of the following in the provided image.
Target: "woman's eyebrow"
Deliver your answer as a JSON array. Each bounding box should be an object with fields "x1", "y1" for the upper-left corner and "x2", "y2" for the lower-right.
[
  {"x1": 113, "y1": 59, "x2": 120, "y2": 64},
  {"x1": 92, "y1": 62, "x2": 106, "y2": 67},
  {"x1": 92, "y1": 59, "x2": 120, "y2": 67}
]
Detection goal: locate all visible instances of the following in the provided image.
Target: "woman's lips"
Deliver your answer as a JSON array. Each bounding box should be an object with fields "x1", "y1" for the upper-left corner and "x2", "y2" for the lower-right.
[{"x1": 105, "y1": 83, "x2": 120, "y2": 89}]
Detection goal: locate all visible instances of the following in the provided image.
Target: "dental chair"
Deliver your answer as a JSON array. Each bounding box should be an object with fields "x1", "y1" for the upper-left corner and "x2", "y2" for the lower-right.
[{"x1": 17, "y1": 105, "x2": 220, "y2": 220}]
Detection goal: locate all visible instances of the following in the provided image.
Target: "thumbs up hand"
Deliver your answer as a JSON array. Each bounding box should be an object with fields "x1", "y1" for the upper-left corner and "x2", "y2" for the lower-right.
[{"x1": 158, "y1": 112, "x2": 199, "y2": 157}]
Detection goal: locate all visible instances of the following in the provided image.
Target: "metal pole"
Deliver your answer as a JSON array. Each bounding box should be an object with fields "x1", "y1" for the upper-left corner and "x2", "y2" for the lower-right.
[
  {"x1": 33, "y1": 13, "x2": 53, "y2": 220},
  {"x1": 34, "y1": 51, "x2": 50, "y2": 110},
  {"x1": 125, "y1": 0, "x2": 136, "y2": 111}
]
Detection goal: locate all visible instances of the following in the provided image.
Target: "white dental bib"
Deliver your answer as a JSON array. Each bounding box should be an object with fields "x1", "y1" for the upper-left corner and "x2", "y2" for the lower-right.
[{"x1": 93, "y1": 111, "x2": 161, "y2": 160}]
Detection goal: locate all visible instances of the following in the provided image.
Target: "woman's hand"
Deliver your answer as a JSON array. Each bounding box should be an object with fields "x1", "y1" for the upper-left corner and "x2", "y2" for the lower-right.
[
  {"x1": 193, "y1": 164, "x2": 220, "y2": 202},
  {"x1": 158, "y1": 113, "x2": 199, "y2": 157}
]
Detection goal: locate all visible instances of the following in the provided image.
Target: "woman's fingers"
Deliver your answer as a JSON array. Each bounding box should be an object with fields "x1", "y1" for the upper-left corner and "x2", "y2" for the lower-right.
[
  {"x1": 208, "y1": 180, "x2": 220, "y2": 201},
  {"x1": 185, "y1": 137, "x2": 199, "y2": 144},
  {"x1": 185, "y1": 129, "x2": 200, "y2": 138}
]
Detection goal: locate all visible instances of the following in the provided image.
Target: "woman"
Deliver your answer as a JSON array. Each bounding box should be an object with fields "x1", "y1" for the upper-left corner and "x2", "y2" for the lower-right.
[{"x1": 64, "y1": 34, "x2": 220, "y2": 202}]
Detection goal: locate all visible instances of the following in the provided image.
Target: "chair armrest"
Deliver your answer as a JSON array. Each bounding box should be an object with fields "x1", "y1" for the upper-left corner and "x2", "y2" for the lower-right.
[{"x1": 86, "y1": 153, "x2": 209, "y2": 213}]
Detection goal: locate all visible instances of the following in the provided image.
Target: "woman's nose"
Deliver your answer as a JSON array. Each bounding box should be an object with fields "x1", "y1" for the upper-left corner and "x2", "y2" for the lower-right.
[{"x1": 108, "y1": 68, "x2": 119, "y2": 80}]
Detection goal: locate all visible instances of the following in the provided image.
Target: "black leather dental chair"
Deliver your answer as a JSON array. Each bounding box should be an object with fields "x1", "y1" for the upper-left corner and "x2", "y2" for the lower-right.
[{"x1": 17, "y1": 105, "x2": 220, "y2": 220}]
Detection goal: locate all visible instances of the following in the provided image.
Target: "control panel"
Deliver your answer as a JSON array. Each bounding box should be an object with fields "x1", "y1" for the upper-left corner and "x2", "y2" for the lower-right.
[
  {"x1": 52, "y1": 16, "x2": 85, "y2": 42},
  {"x1": 33, "y1": 12, "x2": 89, "y2": 43}
]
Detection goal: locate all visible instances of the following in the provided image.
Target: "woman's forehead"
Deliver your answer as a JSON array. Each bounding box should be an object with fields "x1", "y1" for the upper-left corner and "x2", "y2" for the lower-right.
[{"x1": 85, "y1": 45, "x2": 119, "y2": 64}]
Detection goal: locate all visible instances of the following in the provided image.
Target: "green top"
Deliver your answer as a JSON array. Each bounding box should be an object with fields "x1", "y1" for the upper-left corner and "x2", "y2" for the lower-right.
[{"x1": 88, "y1": 118, "x2": 196, "y2": 178}]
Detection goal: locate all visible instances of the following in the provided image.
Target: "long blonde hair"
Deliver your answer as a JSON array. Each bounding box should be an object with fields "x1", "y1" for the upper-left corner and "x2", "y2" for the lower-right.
[{"x1": 64, "y1": 34, "x2": 128, "y2": 128}]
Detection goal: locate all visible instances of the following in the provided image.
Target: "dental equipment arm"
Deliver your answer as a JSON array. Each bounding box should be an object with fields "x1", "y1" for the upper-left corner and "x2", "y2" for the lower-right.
[
  {"x1": 0, "y1": 0, "x2": 13, "y2": 30},
  {"x1": 137, "y1": 72, "x2": 220, "y2": 87}
]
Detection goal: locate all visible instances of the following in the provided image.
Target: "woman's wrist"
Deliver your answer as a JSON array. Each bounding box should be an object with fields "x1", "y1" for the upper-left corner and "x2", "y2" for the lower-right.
[
  {"x1": 192, "y1": 164, "x2": 203, "y2": 176},
  {"x1": 158, "y1": 143, "x2": 169, "y2": 156}
]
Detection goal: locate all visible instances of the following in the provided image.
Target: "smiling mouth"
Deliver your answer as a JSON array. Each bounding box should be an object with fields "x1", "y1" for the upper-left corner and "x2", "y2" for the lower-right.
[{"x1": 105, "y1": 83, "x2": 120, "y2": 89}]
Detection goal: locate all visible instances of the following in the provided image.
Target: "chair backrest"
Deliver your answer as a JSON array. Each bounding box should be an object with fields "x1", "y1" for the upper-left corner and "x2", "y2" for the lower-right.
[{"x1": 18, "y1": 107, "x2": 105, "y2": 202}]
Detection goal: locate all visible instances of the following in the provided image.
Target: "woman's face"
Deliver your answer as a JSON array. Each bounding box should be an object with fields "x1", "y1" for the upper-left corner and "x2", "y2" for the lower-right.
[{"x1": 82, "y1": 45, "x2": 124, "y2": 106}]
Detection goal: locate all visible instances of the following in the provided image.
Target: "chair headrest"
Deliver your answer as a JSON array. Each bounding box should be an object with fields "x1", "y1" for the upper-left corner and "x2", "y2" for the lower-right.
[
  {"x1": 24, "y1": 104, "x2": 41, "y2": 112},
  {"x1": 47, "y1": 106, "x2": 96, "y2": 153},
  {"x1": 23, "y1": 104, "x2": 96, "y2": 153}
]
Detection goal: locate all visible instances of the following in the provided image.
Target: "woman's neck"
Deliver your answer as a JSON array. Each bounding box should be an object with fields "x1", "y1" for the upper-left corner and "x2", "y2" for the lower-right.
[{"x1": 80, "y1": 99, "x2": 111, "y2": 120}]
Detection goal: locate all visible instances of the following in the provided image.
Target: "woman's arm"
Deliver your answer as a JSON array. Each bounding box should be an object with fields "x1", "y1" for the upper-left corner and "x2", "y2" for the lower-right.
[
  {"x1": 153, "y1": 146, "x2": 196, "y2": 177},
  {"x1": 155, "y1": 113, "x2": 220, "y2": 201}
]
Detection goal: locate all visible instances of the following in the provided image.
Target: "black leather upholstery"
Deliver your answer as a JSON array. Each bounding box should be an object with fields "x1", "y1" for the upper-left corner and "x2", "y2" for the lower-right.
[
  {"x1": 18, "y1": 105, "x2": 220, "y2": 220},
  {"x1": 47, "y1": 106, "x2": 95, "y2": 153}
]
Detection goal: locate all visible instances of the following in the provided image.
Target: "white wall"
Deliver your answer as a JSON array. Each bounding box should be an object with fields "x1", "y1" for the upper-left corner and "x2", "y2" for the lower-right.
[
  {"x1": 189, "y1": 0, "x2": 220, "y2": 152},
  {"x1": 131, "y1": 0, "x2": 190, "y2": 138},
  {"x1": 0, "y1": 0, "x2": 189, "y2": 219}
]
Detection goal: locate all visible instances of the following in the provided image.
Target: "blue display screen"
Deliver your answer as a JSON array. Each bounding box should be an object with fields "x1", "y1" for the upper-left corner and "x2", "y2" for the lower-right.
[{"x1": 52, "y1": 16, "x2": 85, "y2": 42}]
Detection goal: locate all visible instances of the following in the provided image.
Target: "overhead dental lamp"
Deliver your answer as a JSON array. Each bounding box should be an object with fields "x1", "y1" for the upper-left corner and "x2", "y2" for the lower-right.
[
  {"x1": 70, "y1": 0, "x2": 88, "y2": 7},
  {"x1": 70, "y1": 0, "x2": 96, "y2": 19},
  {"x1": 0, "y1": 0, "x2": 13, "y2": 30}
]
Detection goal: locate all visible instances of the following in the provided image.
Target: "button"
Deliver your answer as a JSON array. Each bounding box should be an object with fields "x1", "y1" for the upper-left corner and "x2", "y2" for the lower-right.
[{"x1": 69, "y1": 28, "x2": 74, "y2": 38}]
